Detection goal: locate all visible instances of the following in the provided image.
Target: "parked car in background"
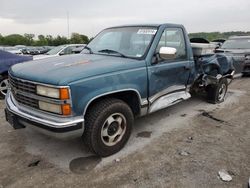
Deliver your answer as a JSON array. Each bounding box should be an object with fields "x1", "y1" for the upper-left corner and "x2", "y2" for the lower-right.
[
  {"x1": 14, "y1": 45, "x2": 27, "y2": 50},
  {"x1": 211, "y1": 39, "x2": 226, "y2": 49},
  {"x1": 0, "y1": 50, "x2": 32, "y2": 97},
  {"x1": 3, "y1": 47, "x2": 23, "y2": 55},
  {"x1": 72, "y1": 46, "x2": 86, "y2": 54},
  {"x1": 35, "y1": 47, "x2": 50, "y2": 54},
  {"x1": 21, "y1": 46, "x2": 53, "y2": 55},
  {"x1": 215, "y1": 36, "x2": 250, "y2": 75},
  {"x1": 21, "y1": 47, "x2": 40, "y2": 55},
  {"x1": 33, "y1": 44, "x2": 86, "y2": 60}
]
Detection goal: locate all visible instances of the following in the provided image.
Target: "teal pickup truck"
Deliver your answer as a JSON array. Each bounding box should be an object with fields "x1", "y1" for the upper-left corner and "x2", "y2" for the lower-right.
[{"x1": 5, "y1": 24, "x2": 235, "y2": 156}]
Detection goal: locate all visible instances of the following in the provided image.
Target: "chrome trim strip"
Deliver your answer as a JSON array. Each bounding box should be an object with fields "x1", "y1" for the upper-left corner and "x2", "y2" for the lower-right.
[
  {"x1": 149, "y1": 85, "x2": 186, "y2": 103},
  {"x1": 6, "y1": 91, "x2": 84, "y2": 128},
  {"x1": 141, "y1": 98, "x2": 149, "y2": 106},
  {"x1": 149, "y1": 91, "x2": 191, "y2": 113}
]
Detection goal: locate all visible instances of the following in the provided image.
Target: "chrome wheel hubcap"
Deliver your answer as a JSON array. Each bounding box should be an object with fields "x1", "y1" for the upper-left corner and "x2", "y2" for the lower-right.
[
  {"x1": 0, "y1": 78, "x2": 9, "y2": 96},
  {"x1": 218, "y1": 83, "x2": 226, "y2": 101},
  {"x1": 101, "y1": 113, "x2": 127, "y2": 146}
]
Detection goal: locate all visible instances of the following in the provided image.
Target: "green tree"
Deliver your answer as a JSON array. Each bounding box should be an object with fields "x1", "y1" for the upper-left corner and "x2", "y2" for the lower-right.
[
  {"x1": 80, "y1": 34, "x2": 89, "y2": 44},
  {"x1": 24, "y1": 33, "x2": 35, "y2": 45},
  {"x1": 0, "y1": 34, "x2": 3, "y2": 45},
  {"x1": 45, "y1": 35, "x2": 54, "y2": 46},
  {"x1": 36, "y1": 35, "x2": 48, "y2": 46},
  {"x1": 70, "y1": 33, "x2": 84, "y2": 44},
  {"x1": 3, "y1": 34, "x2": 27, "y2": 46},
  {"x1": 53, "y1": 35, "x2": 69, "y2": 46}
]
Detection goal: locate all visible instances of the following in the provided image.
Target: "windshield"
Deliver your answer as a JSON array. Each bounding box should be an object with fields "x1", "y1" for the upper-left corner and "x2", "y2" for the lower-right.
[
  {"x1": 46, "y1": 45, "x2": 65, "y2": 55},
  {"x1": 221, "y1": 39, "x2": 250, "y2": 49},
  {"x1": 83, "y1": 27, "x2": 158, "y2": 58}
]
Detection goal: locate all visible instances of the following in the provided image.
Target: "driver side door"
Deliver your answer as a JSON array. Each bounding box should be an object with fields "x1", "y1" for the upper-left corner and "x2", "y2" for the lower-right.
[{"x1": 148, "y1": 27, "x2": 192, "y2": 113}]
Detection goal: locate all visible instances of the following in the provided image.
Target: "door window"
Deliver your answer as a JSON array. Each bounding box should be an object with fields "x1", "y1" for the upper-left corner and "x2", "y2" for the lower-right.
[{"x1": 156, "y1": 28, "x2": 187, "y2": 60}]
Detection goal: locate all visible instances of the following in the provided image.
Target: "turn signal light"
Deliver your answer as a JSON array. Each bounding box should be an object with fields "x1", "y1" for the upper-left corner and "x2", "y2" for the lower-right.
[
  {"x1": 60, "y1": 88, "x2": 70, "y2": 100},
  {"x1": 62, "y1": 104, "x2": 71, "y2": 115}
]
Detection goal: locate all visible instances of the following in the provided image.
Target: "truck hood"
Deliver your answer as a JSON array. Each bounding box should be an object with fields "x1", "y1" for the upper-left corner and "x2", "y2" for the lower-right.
[{"x1": 9, "y1": 54, "x2": 145, "y2": 85}]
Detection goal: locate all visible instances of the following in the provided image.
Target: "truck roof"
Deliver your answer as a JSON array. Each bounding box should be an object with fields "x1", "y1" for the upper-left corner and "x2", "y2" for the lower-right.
[{"x1": 107, "y1": 23, "x2": 184, "y2": 29}]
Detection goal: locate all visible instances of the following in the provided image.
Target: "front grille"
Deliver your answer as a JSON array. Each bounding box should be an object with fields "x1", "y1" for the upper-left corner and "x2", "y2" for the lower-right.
[
  {"x1": 9, "y1": 76, "x2": 36, "y2": 94},
  {"x1": 14, "y1": 93, "x2": 39, "y2": 108},
  {"x1": 9, "y1": 76, "x2": 39, "y2": 109}
]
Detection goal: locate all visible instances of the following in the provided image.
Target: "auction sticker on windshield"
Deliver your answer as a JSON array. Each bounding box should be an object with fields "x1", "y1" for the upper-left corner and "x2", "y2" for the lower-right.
[{"x1": 137, "y1": 29, "x2": 157, "y2": 35}]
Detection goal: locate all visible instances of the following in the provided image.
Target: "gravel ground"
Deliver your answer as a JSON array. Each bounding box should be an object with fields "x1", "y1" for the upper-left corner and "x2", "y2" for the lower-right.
[{"x1": 0, "y1": 77, "x2": 249, "y2": 188}]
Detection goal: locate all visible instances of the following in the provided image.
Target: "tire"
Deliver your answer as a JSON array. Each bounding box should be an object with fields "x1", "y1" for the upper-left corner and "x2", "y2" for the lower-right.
[
  {"x1": 206, "y1": 78, "x2": 228, "y2": 104},
  {"x1": 83, "y1": 98, "x2": 134, "y2": 157},
  {"x1": 0, "y1": 75, "x2": 9, "y2": 99}
]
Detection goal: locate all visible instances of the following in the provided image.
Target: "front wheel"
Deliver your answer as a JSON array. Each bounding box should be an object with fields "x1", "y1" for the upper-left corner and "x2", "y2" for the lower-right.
[
  {"x1": 83, "y1": 98, "x2": 134, "y2": 157},
  {"x1": 206, "y1": 78, "x2": 228, "y2": 104}
]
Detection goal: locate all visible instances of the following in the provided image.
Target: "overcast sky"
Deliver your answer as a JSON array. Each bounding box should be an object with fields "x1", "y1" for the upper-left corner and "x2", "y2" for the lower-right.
[{"x1": 0, "y1": 0, "x2": 250, "y2": 38}]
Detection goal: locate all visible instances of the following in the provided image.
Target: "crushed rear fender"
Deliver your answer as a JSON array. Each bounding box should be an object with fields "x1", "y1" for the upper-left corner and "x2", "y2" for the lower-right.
[{"x1": 195, "y1": 53, "x2": 235, "y2": 86}]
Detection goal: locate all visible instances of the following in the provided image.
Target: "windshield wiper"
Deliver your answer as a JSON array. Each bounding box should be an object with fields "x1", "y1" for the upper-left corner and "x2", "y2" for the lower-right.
[
  {"x1": 98, "y1": 49, "x2": 127, "y2": 58},
  {"x1": 84, "y1": 46, "x2": 93, "y2": 54}
]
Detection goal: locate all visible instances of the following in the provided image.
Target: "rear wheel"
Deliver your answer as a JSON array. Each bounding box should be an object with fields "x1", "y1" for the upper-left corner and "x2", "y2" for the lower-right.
[
  {"x1": 206, "y1": 78, "x2": 228, "y2": 104},
  {"x1": 83, "y1": 98, "x2": 134, "y2": 157},
  {"x1": 0, "y1": 75, "x2": 9, "y2": 99}
]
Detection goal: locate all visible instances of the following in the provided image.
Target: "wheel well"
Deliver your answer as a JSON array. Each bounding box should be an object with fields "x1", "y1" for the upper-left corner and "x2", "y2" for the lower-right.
[{"x1": 84, "y1": 91, "x2": 141, "y2": 117}]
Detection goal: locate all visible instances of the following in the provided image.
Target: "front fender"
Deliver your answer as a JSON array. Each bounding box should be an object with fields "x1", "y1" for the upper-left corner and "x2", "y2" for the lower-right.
[{"x1": 69, "y1": 67, "x2": 148, "y2": 116}]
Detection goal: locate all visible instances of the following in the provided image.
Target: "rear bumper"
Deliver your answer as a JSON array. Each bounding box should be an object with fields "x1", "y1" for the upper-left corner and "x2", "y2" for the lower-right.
[{"x1": 5, "y1": 91, "x2": 84, "y2": 139}]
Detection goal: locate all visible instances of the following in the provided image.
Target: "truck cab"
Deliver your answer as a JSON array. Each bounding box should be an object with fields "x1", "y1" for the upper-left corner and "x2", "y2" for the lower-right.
[{"x1": 5, "y1": 24, "x2": 234, "y2": 156}]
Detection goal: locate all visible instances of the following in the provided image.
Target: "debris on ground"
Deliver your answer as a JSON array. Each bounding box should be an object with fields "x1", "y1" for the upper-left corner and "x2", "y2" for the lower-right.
[
  {"x1": 28, "y1": 160, "x2": 40, "y2": 167},
  {"x1": 201, "y1": 111, "x2": 225, "y2": 123},
  {"x1": 115, "y1": 158, "x2": 121, "y2": 162},
  {"x1": 186, "y1": 136, "x2": 193, "y2": 143},
  {"x1": 181, "y1": 114, "x2": 187, "y2": 117},
  {"x1": 136, "y1": 131, "x2": 152, "y2": 138},
  {"x1": 179, "y1": 151, "x2": 190, "y2": 156},
  {"x1": 218, "y1": 169, "x2": 233, "y2": 182}
]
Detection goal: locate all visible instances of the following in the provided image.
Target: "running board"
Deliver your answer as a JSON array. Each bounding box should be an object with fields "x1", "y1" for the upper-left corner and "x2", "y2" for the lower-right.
[{"x1": 149, "y1": 91, "x2": 191, "y2": 113}]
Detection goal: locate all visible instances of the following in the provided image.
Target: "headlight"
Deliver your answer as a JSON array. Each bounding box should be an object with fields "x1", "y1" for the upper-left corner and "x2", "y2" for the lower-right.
[
  {"x1": 37, "y1": 85, "x2": 69, "y2": 99},
  {"x1": 38, "y1": 101, "x2": 71, "y2": 115},
  {"x1": 39, "y1": 101, "x2": 62, "y2": 114}
]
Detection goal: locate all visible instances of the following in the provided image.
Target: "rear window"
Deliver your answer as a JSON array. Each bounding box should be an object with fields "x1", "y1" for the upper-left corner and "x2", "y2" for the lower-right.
[{"x1": 222, "y1": 39, "x2": 250, "y2": 49}]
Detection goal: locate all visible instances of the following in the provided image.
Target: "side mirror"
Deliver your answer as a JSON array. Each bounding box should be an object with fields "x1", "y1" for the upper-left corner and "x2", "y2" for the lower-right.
[{"x1": 159, "y1": 47, "x2": 177, "y2": 60}]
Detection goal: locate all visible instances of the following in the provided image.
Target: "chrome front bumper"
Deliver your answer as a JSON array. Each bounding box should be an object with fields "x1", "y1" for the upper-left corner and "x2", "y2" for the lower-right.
[{"x1": 5, "y1": 91, "x2": 85, "y2": 139}]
